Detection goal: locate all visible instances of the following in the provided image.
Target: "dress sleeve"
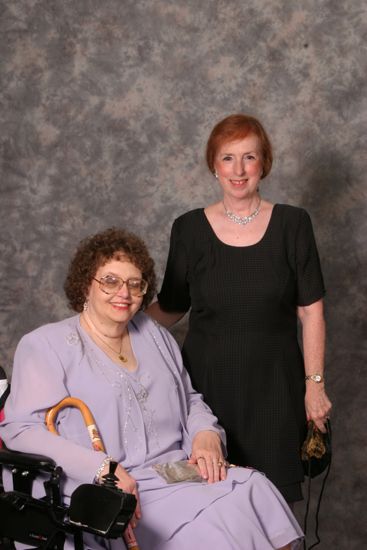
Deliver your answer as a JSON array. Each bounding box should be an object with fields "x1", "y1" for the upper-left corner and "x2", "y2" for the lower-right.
[
  {"x1": 0, "y1": 332, "x2": 107, "y2": 487},
  {"x1": 295, "y1": 209, "x2": 326, "y2": 306},
  {"x1": 157, "y1": 218, "x2": 191, "y2": 313},
  {"x1": 180, "y1": 365, "x2": 227, "y2": 449}
]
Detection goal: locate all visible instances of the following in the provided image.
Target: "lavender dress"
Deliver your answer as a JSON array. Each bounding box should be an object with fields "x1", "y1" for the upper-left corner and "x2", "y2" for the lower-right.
[{"x1": 1, "y1": 312, "x2": 303, "y2": 549}]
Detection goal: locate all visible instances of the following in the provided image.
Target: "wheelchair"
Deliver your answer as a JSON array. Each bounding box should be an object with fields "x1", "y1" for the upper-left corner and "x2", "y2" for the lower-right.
[{"x1": 0, "y1": 367, "x2": 137, "y2": 549}]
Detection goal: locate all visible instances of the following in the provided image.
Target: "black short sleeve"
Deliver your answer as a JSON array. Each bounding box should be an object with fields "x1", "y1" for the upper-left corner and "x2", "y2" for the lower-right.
[
  {"x1": 294, "y1": 209, "x2": 326, "y2": 306},
  {"x1": 157, "y1": 217, "x2": 192, "y2": 313}
]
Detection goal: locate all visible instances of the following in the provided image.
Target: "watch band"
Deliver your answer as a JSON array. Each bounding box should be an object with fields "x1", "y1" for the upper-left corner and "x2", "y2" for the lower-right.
[{"x1": 305, "y1": 374, "x2": 324, "y2": 383}]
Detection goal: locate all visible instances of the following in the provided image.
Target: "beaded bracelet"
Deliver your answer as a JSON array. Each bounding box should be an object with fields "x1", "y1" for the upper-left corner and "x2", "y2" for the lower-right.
[{"x1": 94, "y1": 455, "x2": 113, "y2": 484}]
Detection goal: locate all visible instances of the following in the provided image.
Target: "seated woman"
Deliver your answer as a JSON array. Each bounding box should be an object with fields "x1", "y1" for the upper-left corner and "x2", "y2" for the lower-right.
[{"x1": 0, "y1": 228, "x2": 303, "y2": 550}]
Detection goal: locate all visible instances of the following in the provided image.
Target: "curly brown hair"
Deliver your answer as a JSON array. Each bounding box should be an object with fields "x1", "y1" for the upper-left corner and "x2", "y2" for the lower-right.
[
  {"x1": 64, "y1": 227, "x2": 157, "y2": 312},
  {"x1": 206, "y1": 114, "x2": 273, "y2": 179}
]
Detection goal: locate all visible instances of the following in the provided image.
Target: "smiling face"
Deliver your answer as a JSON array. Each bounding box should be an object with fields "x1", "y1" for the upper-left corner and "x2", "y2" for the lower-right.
[
  {"x1": 213, "y1": 134, "x2": 263, "y2": 203},
  {"x1": 86, "y1": 258, "x2": 144, "y2": 331}
]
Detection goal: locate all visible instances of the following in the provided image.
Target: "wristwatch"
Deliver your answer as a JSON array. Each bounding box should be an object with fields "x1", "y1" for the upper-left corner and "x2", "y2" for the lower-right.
[{"x1": 305, "y1": 374, "x2": 324, "y2": 383}]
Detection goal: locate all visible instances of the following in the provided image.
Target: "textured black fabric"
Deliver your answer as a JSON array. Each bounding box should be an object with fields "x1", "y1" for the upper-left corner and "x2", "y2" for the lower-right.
[{"x1": 158, "y1": 204, "x2": 325, "y2": 501}]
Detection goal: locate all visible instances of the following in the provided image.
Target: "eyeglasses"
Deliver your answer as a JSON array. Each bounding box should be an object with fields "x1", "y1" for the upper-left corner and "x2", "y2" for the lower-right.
[{"x1": 93, "y1": 275, "x2": 148, "y2": 297}]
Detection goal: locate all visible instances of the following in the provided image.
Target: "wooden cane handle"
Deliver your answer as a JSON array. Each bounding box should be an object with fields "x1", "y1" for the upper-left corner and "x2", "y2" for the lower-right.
[{"x1": 45, "y1": 397, "x2": 105, "y2": 452}]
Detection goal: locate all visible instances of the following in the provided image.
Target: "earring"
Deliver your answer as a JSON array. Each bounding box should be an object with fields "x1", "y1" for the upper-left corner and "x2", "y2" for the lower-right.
[
  {"x1": 214, "y1": 170, "x2": 218, "y2": 179},
  {"x1": 83, "y1": 300, "x2": 89, "y2": 311}
]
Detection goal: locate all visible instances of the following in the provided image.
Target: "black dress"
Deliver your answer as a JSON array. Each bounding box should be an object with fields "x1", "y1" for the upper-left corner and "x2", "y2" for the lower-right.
[{"x1": 157, "y1": 204, "x2": 325, "y2": 501}]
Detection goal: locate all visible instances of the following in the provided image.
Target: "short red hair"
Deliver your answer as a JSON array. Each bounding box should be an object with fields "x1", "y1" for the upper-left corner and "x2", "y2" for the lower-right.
[{"x1": 206, "y1": 114, "x2": 273, "y2": 178}]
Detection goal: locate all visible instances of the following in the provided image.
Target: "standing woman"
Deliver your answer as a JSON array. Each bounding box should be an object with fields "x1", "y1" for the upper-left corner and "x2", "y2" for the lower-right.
[{"x1": 147, "y1": 114, "x2": 332, "y2": 503}]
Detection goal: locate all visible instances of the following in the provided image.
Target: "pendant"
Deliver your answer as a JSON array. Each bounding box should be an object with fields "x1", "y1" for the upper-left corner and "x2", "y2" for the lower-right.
[{"x1": 118, "y1": 354, "x2": 128, "y2": 363}]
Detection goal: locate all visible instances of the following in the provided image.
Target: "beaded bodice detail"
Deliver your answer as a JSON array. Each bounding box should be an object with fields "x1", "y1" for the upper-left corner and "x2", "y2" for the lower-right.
[{"x1": 69, "y1": 321, "x2": 181, "y2": 465}]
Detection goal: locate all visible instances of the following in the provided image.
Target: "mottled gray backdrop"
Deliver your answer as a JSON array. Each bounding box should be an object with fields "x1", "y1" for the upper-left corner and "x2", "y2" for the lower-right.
[{"x1": 1, "y1": 0, "x2": 366, "y2": 547}]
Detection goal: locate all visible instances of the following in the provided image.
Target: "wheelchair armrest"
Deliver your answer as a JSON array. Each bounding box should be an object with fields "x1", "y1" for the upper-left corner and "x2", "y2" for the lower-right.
[
  {"x1": 0, "y1": 448, "x2": 57, "y2": 473},
  {"x1": 0, "y1": 448, "x2": 63, "y2": 500}
]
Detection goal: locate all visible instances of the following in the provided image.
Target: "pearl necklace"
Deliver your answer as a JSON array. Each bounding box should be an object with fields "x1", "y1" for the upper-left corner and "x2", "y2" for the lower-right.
[
  {"x1": 223, "y1": 199, "x2": 261, "y2": 225},
  {"x1": 82, "y1": 312, "x2": 128, "y2": 363}
]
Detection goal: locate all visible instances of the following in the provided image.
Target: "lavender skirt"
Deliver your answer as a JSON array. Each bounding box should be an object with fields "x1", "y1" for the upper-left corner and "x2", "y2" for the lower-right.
[{"x1": 80, "y1": 466, "x2": 303, "y2": 550}]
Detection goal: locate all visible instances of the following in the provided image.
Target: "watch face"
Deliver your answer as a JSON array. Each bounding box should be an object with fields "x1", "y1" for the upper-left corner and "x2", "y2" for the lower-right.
[{"x1": 311, "y1": 374, "x2": 322, "y2": 382}]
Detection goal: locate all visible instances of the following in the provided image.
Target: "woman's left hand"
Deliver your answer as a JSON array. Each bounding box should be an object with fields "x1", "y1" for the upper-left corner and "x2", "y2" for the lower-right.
[
  {"x1": 305, "y1": 384, "x2": 332, "y2": 433},
  {"x1": 188, "y1": 430, "x2": 227, "y2": 483}
]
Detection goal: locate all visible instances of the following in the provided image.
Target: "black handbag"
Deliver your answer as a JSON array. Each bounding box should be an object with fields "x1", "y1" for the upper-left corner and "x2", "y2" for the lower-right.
[
  {"x1": 301, "y1": 419, "x2": 332, "y2": 549},
  {"x1": 301, "y1": 419, "x2": 332, "y2": 478}
]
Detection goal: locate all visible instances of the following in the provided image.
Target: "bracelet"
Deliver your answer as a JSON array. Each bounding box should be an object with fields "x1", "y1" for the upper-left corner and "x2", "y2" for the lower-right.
[{"x1": 94, "y1": 455, "x2": 113, "y2": 484}]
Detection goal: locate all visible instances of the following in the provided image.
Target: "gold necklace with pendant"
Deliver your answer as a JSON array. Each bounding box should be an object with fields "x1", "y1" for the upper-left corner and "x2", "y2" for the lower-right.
[
  {"x1": 82, "y1": 312, "x2": 128, "y2": 363},
  {"x1": 96, "y1": 332, "x2": 128, "y2": 363}
]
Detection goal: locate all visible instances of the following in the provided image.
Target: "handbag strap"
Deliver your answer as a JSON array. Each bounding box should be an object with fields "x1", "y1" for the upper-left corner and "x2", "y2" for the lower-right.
[{"x1": 303, "y1": 419, "x2": 332, "y2": 549}]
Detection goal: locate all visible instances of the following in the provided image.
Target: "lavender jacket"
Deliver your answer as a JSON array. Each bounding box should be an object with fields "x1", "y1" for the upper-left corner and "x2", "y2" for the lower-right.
[{"x1": 0, "y1": 312, "x2": 226, "y2": 499}]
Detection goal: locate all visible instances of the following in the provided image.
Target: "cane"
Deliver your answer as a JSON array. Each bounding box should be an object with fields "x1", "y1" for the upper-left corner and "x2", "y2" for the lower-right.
[{"x1": 46, "y1": 397, "x2": 140, "y2": 550}]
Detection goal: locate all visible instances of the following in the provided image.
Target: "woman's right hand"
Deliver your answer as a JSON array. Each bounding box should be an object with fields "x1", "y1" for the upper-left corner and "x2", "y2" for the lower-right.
[
  {"x1": 305, "y1": 383, "x2": 332, "y2": 433},
  {"x1": 102, "y1": 462, "x2": 141, "y2": 527}
]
